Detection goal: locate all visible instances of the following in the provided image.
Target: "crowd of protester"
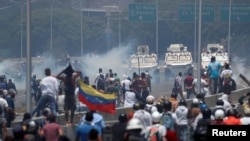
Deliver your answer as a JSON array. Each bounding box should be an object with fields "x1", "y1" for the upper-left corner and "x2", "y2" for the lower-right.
[{"x1": 0, "y1": 55, "x2": 249, "y2": 141}]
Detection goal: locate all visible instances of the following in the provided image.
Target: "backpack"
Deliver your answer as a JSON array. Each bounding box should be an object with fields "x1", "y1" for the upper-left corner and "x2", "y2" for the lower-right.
[
  {"x1": 194, "y1": 119, "x2": 211, "y2": 136},
  {"x1": 161, "y1": 112, "x2": 174, "y2": 130},
  {"x1": 223, "y1": 73, "x2": 232, "y2": 86},
  {"x1": 145, "y1": 125, "x2": 162, "y2": 141}
]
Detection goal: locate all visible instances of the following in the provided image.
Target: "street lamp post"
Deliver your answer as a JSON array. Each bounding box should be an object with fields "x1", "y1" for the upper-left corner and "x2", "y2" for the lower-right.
[
  {"x1": 50, "y1": 0, "x2": 54, "y2": 52},
  {"x1": 26, "y1": 0, "x2": 32, "y2": 112},
  {"x1": 118, "y1": 10, "x2": 121, "y2": 47},
  {"x1": 80, "y1": 0, "x2": 83, "y2": 56},
  {"x1": 197, "y1": 0, "x2": 202, "y2": 94},
  {"x1": 194, "y1": 0, "x2": 197, "y2": 63},
  {"x1": 156, "y1": 0, "x2": 159, "y2": 55},
  {"x1": 228, "y1": 0, "x2": 232, "y2": 61},
  {"x1": 10, "y1": 0, "x2": 36, "y2": 58}
]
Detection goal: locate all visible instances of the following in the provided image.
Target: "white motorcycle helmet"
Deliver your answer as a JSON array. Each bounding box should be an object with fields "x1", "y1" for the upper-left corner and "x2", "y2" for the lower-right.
[
  {"x1": 146, "y1": 95, "x2": 155, "y2": 104},
  {"x1": 126, "y1": 118, "x2": 143, "y2": 130},
  {"x1": 214, "y1": 109, "x2": 225, "y2": 120},
  {"x1": 151, "y1": 111, "x2": 162, "y2": 123}
]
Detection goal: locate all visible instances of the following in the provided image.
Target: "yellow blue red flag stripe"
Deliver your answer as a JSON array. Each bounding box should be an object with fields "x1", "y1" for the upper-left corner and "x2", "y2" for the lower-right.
[{"x1": 78, "y1": 80, "x2": 116, "y2": 114}]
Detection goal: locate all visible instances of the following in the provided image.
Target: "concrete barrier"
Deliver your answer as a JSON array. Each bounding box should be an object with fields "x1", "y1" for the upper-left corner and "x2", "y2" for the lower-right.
[{"x1": 12, "y1": 87, "x2": 250, "y2": 126}]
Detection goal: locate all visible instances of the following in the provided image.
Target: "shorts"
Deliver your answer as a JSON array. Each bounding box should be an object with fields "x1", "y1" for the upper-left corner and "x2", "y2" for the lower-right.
[{"x1": 64, "y1": 95, "x2": 76, "y2": 111}]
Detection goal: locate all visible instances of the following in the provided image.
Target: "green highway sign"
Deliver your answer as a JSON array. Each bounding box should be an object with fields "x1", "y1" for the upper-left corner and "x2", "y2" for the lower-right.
[
  {"x1": 220, "y1": 4, "x2": 250, "y2": 22},
  {"x1": 178, "y1": 4, "x2": 214, "y2": 22},
  {"x1": 129, "y1": 3, "x2": 156, "y2": 22}
]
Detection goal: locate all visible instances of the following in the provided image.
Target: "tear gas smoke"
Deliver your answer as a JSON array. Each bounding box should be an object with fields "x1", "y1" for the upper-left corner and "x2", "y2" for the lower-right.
[
  {"x1": 0, "y1": 44, "x2": 138, "y2": 89},
  {"x1": 80, "y1": 45, "x2": 132, "y2": 84},
  {"x1": 231, "y1": 55, "x2": 250, "y2": 88}
]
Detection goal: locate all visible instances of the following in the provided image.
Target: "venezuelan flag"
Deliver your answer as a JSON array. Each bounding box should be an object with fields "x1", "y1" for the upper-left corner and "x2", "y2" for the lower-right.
[{"x1": 78, "y1": 80, "x2": 116, "y2": 114}]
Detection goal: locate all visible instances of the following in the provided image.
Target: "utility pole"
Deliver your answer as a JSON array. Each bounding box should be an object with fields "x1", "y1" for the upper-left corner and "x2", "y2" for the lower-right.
[
  {"x1": 228, "y1": 0, "x2": 232, "y2": 62},
  {"x1": 80, "y1": 0, "x2": 83, "y2": 56},
  {"x1": 197, "y1": 0, "x2": 202, "y2": 94},
  {"x1": 26, "y1": 0, "x2": 31, "y2": 112}
]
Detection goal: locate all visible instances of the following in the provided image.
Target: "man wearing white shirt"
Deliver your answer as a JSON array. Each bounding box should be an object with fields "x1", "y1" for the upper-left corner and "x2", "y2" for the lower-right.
[
  {"x1": 120, "y1": 77, "x2": 131, "y2": 100},
  {"x1": 0, "y1": 94, "x2": 8, "y2": 117},
  {"x1": 220, "y1": 63, "x2": 233, "y2": 94},
  {"x1": 31, "y1": 68, "x2": 59, "y2": 117},
  {"x1": 192, "y1": 74, "x2": 208, "y2": 96},
  {"x1": 124, "y1": 85, "x2": 137, "y2": 108}
]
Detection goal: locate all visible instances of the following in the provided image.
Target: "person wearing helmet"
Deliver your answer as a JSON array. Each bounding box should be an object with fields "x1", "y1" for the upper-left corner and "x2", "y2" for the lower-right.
[
  {"x1": 207, "y1": 56, "x2": 222, "y2": 95},
  {"x1": 133, "y1": 102, "x2": 152, "y2": 129},
  {"x1": 22, "y1": 118, "x2": 39, "y2": 141},
  {"x1": 124, "y1": 118, "x2": 145, "y2": 141},
  {"x1": 193, "y1": 107, "x2": 211, "y2": 141},
  {"x1": 112, "y1": 113, "x2": 128, "y2": 141},
  {"x1": 127, "y1": 102, "x2": 141, "y2": 120},
  {"x1": 174, "y1": 99, "x2": 188, "y2": 141},
  {"x1": 223, "y1": 108, "x2": 241, "y2": 125},
  {"x1": 144, "y1": 111, "x2": 167, "y2": 141},
  {"x1": 145, "y1": 95, "x2": 157, "y2": 114},
  {"x1": 211, "y1": 99, "x2": 225, "y2": 120},
  {"x1": 211, "y1": 109, "x2": 225, "y2": 125}
]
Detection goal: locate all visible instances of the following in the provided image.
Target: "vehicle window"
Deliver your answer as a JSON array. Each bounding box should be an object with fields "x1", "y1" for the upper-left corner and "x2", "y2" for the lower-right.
[
  {"x1": 166, "y1": 55, "x2": 178, "y2": 61},
  {"x1": 131, "y1": 57, "x2": 143, "y2": 63},
  {"x1": 144, "y1": 57, "x2": 157, "y2": 63},
  {"x1": 179, "y1": 55, "x2": 191, "y2": 61}
]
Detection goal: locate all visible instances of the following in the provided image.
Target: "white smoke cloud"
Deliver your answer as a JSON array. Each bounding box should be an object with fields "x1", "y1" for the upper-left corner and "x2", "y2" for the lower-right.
[
  {"x1": 231, "y1": 55, "x2": 250, "y2": 88},
  {"x1": 0, "y1": 43, "x2": 134, "y2": 89},
  {"x1": 78, "y1": 44, "x2": 133, "y2": 84}
]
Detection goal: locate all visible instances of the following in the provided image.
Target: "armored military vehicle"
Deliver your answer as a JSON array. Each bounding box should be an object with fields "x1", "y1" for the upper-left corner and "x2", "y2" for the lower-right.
[
  {"x1": 201, "y1": 43, "x2": 229, "y2": 70},
  {"x1": 129, "y1": 45, "x2": 158, "y2": 74},
  {"x1": 164, "y1": 44, "x2": 193, "y2": 80}
]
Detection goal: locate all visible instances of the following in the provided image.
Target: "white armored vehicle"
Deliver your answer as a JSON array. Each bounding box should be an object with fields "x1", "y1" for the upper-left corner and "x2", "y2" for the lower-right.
[
  {"x1": 129, "y1": 45, "x2": 158, "y2": 73},
  {"x1": 164, "y1": 44, "x2": 193, "y2": 80},
  {"x1": 201, "y1": 44, "x2": 229, "y2": 70}
]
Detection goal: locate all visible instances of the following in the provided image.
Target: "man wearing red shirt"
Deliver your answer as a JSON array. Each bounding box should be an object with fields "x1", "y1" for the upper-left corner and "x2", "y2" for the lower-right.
[{"x1": 184, "y1": 73, "x2": 194, "y2": 99}]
